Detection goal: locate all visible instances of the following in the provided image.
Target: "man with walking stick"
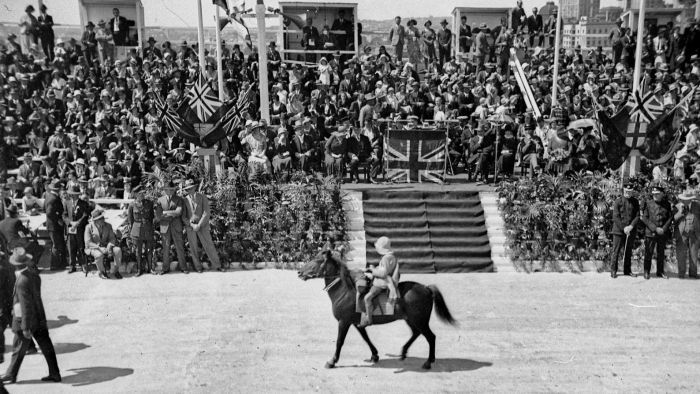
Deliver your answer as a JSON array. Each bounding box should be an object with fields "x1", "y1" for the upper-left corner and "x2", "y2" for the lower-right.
[{"x1": 609, "y1": 182, "x2": 639, "y2": 278}]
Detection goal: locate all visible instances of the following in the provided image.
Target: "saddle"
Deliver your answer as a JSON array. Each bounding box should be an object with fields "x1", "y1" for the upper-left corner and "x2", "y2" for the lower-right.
[{"x1": 354, "y1": 277, "x2": 399, "y2": 316}]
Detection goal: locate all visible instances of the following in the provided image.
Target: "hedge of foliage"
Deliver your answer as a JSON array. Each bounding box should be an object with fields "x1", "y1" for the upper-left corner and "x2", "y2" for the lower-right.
[
  {"x1": 497, "y1": 172, "x2": 684, "y2": 272},
  {"x1": 143, "y1": 163, "x2": 345, "y2": 267}
]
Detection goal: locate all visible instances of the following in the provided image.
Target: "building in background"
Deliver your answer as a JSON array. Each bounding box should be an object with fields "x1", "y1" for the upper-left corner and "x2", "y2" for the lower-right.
[
  {"x1": 560, "y1": 0, "x2": 601, "y2": 21},
  {"x1": 539, "y1": 1, "x2": 559, "y2": 18},
  {"x1": 596, "y1": 6, "x2": 623, "y2": 22}
]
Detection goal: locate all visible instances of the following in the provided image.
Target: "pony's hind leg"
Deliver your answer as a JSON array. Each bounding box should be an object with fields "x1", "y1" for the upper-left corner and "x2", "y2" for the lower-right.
[
  {"x1": 401, "y1": 323, "x2": 420, "y2": 360},
  {"x1": 326, "y1": 321, "x2": 351, "y2": 368},
  {"x1": 355, "y1": 325, "x2": 379, "y2": 363},
  {"x1": 420, "y1": 324, "x2": 436, "y2": 369}
]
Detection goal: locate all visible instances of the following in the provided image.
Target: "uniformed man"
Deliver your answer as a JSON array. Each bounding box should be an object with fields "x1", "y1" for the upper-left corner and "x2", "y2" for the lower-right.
[
  {"x1": 674, "y1": 190, "x2": 700, "y2": 279},
  {"x1": 127, "y1": 186, "x2": 155, "y2": 276},
  {"x1": 609, "y1": 183, "x2": 640, "y2": 278},
  {"x1": 640, "y1": 186, "x2": 674, "y2": 280}
]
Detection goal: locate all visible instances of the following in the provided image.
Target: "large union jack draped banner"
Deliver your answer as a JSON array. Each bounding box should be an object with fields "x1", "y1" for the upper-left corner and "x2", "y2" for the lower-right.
[{"x1": 384, "y1": 129, "x2": 447, "y2": 184}]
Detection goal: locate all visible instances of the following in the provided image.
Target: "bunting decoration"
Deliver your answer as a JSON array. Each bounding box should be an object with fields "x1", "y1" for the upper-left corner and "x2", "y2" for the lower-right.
[
  {"x1": 153, "y1": 93, "x2": 199, "y2": 143},
  {"x1": 186, "y1": 72, "x2": 222, "y2": 123}
]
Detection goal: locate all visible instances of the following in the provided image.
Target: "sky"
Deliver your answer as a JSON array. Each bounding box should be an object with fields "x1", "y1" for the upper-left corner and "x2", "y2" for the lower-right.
[{"x1": 0, "y1": 0, "x2": 627, "y2": 27}]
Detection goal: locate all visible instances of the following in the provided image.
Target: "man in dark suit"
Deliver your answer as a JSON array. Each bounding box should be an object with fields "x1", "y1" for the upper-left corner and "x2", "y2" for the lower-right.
[
  {"x1": 331, "y1": 9, "x2": 353, "y2": 50},
  {"x1": 608, "y1": 183, "x2": 639, "y2": 278},
  {"x1": 1, "y1": 250, "x2": 61, "y2": 384},
  {"x1": 155, "y1": 181, "x2": 188, "y2": 275},
  {"x1": 345, "y1": 125, "x2": 371, "y2": 183},
  {"x1": 292, "y1": 121, "x2": 317, "y2": 173},
  {"x1": 640, "y1": 186, "x2": 674, "y2": 280},
  {"x1": 37, "y1": 4, "x2": 55, "y2": 60},
  {"x1": 527, "y1": 7, "x2": 543, "y2": 47},
  {"x1": 109, "y1": 7, "x2": 134, "y2": 46},
  {"x1": 0, "y1": 249, "x2": 13, "y2": 393},
  {"x1": 65, "y1": 187, "x2": 89, "y2": 274},
  {"x1": 43, "y1": 179, "x2": 67, "y2": 270}
]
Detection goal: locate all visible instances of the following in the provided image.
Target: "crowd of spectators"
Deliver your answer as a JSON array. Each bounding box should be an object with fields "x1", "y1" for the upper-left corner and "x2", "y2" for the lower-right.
[{"x1": 1, "y1": 2, "x2": 700, "y2": 276}]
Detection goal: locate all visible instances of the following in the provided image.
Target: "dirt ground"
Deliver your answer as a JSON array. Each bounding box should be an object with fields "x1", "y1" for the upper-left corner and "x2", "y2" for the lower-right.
[{"x1": 2, "y1": 270, "x2": 699, "y2": 393}]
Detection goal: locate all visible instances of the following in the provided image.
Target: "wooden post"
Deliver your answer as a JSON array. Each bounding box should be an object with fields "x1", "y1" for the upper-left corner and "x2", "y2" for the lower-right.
[
  {"x1": 197, "y1": 0, "x2": 206, "y2": 73},
  {"x1": 256, "y1": 0, "x2": 270, "y2": 122}
]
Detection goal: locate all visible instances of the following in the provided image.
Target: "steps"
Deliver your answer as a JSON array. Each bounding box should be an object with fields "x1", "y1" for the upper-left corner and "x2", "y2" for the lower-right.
[
  {"x1": 479, "y1": 191, "x2": 513, "y2": 273},
  {"x1": 362, "y1": 190, "x2": 494, "y2": 273}
]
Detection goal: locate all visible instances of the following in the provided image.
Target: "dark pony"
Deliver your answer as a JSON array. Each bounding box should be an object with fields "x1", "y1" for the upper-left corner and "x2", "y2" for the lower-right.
[{"x1": 299, "y1": 250, "x2": 457, "y2": 369}]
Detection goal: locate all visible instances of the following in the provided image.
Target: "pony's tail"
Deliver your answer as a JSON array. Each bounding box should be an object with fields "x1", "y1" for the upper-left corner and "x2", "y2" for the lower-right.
[{"x1": 428, "y1": 285, "x2": 458, "y2": 326}]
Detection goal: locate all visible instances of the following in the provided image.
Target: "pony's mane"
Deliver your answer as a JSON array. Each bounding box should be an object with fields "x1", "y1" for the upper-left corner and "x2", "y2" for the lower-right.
[{"x1": 328, "y1": 251, "x2": 360, "y2": 290}]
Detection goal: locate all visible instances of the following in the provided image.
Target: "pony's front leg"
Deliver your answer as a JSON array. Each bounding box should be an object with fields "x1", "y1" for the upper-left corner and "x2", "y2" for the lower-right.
[
  {"x1": 325, "y1": 321, "x2": 351, "y2": 368},
  {"x1": 355, "y1": 325, "x2": 379, "y2": 363}
]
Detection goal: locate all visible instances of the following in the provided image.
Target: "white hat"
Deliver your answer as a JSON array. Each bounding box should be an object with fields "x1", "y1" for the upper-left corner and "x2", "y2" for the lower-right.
[{"x1": 374, "y1": 236, "x2": 392, "y2": 255}]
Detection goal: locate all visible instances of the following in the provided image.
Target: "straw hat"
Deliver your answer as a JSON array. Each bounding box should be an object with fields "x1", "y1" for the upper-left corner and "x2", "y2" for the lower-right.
[
  {"x1": 90, "y1": 208, "x2": 105, "y2": 221},
  {"x1": 679, "y1": 190, "x2": 698, "y2": 201},
  {"x1": 9, "y1": 248, "x2": 33, "y2": 266},
  {"x1": 374, "y1": 236, "x2": 393, "y2": 255}
]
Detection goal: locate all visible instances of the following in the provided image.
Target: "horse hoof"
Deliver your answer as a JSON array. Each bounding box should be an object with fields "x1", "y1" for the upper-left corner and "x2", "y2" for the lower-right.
[
  {"x1": 422, "y1": 361, "x2": 432, "y2": 370},
  {"x1": 370, "y1": 354, "x2": 379, "y2": 363},
  {"x1": 325, "y1": 361, "x2": 336, "y2": 369}
]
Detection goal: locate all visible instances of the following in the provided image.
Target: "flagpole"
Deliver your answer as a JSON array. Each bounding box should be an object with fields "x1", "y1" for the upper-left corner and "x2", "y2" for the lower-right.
[
  {"x1": 256, "y1": 0, "x2": 270, "y2": 123},
  {"x1": 551, "y1": 3, "x2": 562, "y2": 109},
  {"x1": 633, "y1": 0, "x2": 646, "y2": 92},
  {"x1": 197, "y1": 0, "x2": 206, "y2": 74},
  {"x1": 215, "y1": 7, "x2": 225, "y2": 101}
]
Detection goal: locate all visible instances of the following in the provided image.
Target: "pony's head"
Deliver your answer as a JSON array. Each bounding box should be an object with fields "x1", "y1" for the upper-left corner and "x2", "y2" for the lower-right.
[{"x1": 298, "y1": 250, "x2": 340, "y2": 281}]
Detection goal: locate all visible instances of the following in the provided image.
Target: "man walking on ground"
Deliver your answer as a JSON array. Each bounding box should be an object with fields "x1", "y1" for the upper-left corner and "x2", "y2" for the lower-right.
[
  {"x1": 609, "y1": 183, "x2": 639, "y2": 278},
  {"x1": 389, "y1": 16, "x2": 405, "y2": 62},
  {"x1": 1, "y1": 249, "x2": 61, "y2": 385}
]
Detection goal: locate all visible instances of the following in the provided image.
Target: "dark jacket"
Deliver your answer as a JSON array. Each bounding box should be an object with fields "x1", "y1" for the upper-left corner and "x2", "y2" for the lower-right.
[
  {"x1": 109, "y1": 16, "x2": 134, "y2": 45},
  {"x1": 44, "y1": 191, "x2": 64, "y2": 232},
  {"x1": 0, "y1": 261, "x2": 14, "y2": 325},
  {"x1": 611, "y1": 196, "x2": 640, "y2": 236},
  {"x1": 12, "y1": 267, "x2": 48, "y2": 333},
  {"x1": 640, "y1": 197, "x2": 674, "y2": 238},
  {"x1": 0, "y1": 217, "x2": 32, "y2": 250}
]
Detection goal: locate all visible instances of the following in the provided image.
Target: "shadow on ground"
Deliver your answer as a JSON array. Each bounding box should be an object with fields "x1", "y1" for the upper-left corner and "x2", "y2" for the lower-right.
[
  {"x1": 47, "y1": 316, "x2": 79, "y2": 330},
  {"x1": 54, "y1": 342, "x2": 90, "y2": 354},
  {"x1": 340, "y1": 354, "x2": 492, "y2": 373},
  {"x1": 16, "y1": 366, "x2": 135, "y2": 387}
]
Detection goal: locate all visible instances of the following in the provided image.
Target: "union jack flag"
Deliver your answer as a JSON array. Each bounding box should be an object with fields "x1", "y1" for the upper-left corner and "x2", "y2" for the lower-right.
[
  {"x1": 201, "y1": 84, "x2": 256, "y2": 146},
  {"x1": 153, "y1": 93, "x2": 198, "y2": 141},
  {"x1": 384, "y1": 129, "x2": 446, "y2": 184},
  {"x1": 186, "y1": 72, "x2": 222, "y2": 122},
  {"x1": 625, "y1": 89, "x2": 663, "y2": 123}
]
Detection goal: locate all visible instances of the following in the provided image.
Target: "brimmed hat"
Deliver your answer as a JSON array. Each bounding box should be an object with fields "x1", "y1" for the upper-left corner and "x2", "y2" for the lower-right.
[
  {"x1": 68, "y1": 185, "x2": 81, "y2": 195},
  {"x1": 679, "y1": 190, "x2": 699, "y2": 201},
  {"x1": 90, "y1": 208, "x2": 105, "y2": 221},
  {"x1": 651, "y1": 186, "x2": 664, "y2": 194},
  {"x1": 181, "y1": 179, "x2": 197, "y2": 191},
  {"x1": 6, "y1": 205, "x2": 18, "y2": 215},
  {"x1": 9, "y1": 249, "x2": 33, "y2": 266},
  {"x1": 374, "y1": 236, "x2": 392, "y2": 255},
  {"x1": 73, "y1": 158, "x2": 86, "y2": 166}
]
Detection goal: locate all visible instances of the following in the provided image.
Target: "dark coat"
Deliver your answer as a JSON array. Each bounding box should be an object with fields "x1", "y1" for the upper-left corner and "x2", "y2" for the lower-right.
[
  {"x1": 0, "y1": 217, "x2": 32, "y2": 250},
  {"x1": 611, "y1": 196, "x2": 640, "y2": 235},
  {"x1": 640, "y1": 197, "x2": 674, "y2": 238},
  {"x1": 12, "y1": 267, "x2": 48, "y2": 333},
  {"x1": 44, "y1": 191, "x2": 64, "y2": 232},
  {"x1": 0, "y1": 262, "x2": 14, "y2": 325}
]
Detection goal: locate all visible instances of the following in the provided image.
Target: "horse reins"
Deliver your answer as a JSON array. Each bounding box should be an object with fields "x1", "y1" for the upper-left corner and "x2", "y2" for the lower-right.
[{"x1": 322, "y1": 277, "x2": 341, "y2": 292}]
